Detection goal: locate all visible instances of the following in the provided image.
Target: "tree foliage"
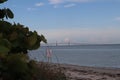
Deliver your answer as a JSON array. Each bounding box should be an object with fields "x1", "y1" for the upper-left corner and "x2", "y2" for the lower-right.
[
  {"x1": 0, "y1": 0, "x2": 67, "y2": 80},
  {"x1": 0, "y1": 54, "x2": 41, "y2": 80},
  {"x1": 0, "y1": 0, "x2": 47, "y2": 54},
  {"x1": 0, "y1": 0, "x2": 46, "y2": 80},
  {"x1": 0, "y1": 21, "x2": 47, "y2": 54}
]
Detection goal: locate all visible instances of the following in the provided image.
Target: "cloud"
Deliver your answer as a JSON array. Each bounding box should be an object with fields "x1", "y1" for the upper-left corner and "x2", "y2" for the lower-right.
[
  {"x1": 48, "y1": 0, "x2": 95, "y2": 5},
  {"x1": 38, "y1": 27, "x2": 120, "y2": 44},
  {"x1": 115, "y1": 17, "x2": 120, "y2": 21},
  {"x1": 64, "y1": 38, "x2": 70, "y2": 43},
  {"x1": 35, "y1": 2, "x2": 44, "y2": 7},
  {"x1": 64, "y1": 4, "x2": 76, "y2": 8},
  {"x1": 27, "y1": 8, "x2": 36, "y2": 11},
  {"x1": 48, "y1": 0, "x2": 96, "y2": 8},
  {"x1": 53, "y1": 5, "x2": 59, "y2": 8},
  {"x1": 68, "y1": 0, "x2": 92, "y2": 3},
  {"x1": 49, "y1": 0, "x2": 63, "y2": 4},
  {"x1": 27, "y1": 2, "x2": 44, "y2": 11}
]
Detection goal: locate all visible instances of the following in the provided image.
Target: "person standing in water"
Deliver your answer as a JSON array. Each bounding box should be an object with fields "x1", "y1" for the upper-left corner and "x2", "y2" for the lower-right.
[{"x1": 46, "y1": 47, "x2": 52, "y2": 62}]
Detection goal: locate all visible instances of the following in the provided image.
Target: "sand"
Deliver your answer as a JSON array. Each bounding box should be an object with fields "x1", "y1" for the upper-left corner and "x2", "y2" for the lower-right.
[
  {"x1": 37, "y1": 62, "x2": 120, "y2": 80},
  {"x1": 58, "y1": 64, "x2": 120, "y2": 80}
]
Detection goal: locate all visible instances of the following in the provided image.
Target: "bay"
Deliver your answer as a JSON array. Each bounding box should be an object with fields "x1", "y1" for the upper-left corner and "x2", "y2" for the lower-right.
[{"x1": 29, "y1": 44, "x2": 120, "y2": 68}]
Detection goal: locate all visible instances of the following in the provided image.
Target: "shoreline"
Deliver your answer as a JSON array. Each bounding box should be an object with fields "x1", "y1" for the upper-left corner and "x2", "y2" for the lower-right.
[{"x1": 52, "y1": 63, "x2": 120, "y2": 80}]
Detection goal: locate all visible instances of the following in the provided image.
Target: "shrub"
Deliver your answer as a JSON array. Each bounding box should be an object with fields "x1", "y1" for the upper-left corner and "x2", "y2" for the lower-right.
[{"x1": 35, "y1": 62, "x2": 68, "y2": 80}]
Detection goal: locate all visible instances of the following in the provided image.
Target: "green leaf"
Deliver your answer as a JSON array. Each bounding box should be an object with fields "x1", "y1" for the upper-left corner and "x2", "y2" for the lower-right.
[
  {"x1": 0, "y1": 9, "x2": 5, "y2": 19},
  {"x1": 0, "y1": 39, "x2": 12, "y2": 49},
  {"x1": 0, "y1": 33, "x2": 3, "y2": 39},
  {"x1": 0, "y1": 0, "x2": 7, "y2": 4},
  {"x1": 9, "y1": 31, "x2": 18, "y2": 41},
  {"x1": 0, "y1": 45, "x2": 10, "y2": 53},
  {"x1": 28, "y1": 41, "x2": 40, "y2": 50},
  {"x1": 22, "y1": 27, "x2": 29, "y2": 33},
  {"x1": 6, "y1": 8, "x2": 14, "y2": 19},
  {"x1": 26, "y1": 32, "x2": 37, "y2": 47},
  {"x1": 40, "y1": 34, "x2": 47, "y2": 43}
]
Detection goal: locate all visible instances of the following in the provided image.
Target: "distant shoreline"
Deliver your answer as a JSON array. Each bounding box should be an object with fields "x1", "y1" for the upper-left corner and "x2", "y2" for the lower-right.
[{"x1": 41, "y1": 43, "x2": 120, "y2": 47}]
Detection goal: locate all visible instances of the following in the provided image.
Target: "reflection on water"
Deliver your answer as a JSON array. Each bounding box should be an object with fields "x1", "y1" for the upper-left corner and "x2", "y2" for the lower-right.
[{"x1": 29, "y1": 45, "x2": 120, "y2": 68}]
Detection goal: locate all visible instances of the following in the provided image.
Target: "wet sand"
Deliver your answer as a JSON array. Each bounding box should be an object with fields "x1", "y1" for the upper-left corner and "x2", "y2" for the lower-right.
[{"x1": 59, "y1": 64, "x2": 120, "y2": 80}]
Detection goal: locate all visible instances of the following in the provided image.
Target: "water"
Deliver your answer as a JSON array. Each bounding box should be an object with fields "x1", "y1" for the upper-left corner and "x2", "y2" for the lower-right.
[{"x1": 29, "y1": 44, "x2": 120, "y2": 68}]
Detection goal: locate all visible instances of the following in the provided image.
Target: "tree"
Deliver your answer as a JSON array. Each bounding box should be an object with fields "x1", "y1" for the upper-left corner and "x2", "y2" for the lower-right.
[
  {"x1": 0, "y1": 0, "x2": 47, "y2": 80},
  {"x1": 0, "y1": 1, "x2": 67, "y2": 80},
  {"x1": 0, "y1": 0, "x2": 14, "y2": 20},
  {"x1": 0, "y1": 0, "x2": 47, "y2": 54}
]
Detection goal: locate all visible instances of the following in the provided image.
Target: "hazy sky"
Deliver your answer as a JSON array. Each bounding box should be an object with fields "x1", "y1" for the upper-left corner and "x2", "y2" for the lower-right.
[{"x1": 2, "y1": 0, "x2": 120, "y2": 44}]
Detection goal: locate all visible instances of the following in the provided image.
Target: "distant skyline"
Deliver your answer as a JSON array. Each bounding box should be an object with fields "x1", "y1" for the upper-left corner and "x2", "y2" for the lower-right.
[{"x1": 1, "y1": 0, "x2": 120, "y2": 44}]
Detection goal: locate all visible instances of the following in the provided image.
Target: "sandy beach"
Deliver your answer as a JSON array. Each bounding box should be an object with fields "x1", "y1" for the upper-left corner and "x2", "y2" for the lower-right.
[{"x1": 57, "y1": 64, "x2": 120, "y2": 80}]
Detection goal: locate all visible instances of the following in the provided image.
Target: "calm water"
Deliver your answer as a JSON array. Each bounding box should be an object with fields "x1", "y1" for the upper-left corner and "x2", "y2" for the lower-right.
[{"x1": 29, "y1": 44, "x2": 120, "y2": 68}]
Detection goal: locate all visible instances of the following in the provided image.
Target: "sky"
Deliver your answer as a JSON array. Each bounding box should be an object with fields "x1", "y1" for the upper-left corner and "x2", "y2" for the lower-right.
[{"x1": 1, "y1": 0, "x2": 120, "y2": 44}]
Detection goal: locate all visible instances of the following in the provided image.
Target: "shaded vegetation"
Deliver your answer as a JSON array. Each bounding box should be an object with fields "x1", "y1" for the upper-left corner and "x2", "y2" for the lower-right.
[
  {"x1": 0, "y1": 21, "x2": 47, "y2": 54},
  {"x1": 36, "y1": 62, "x2": 67, "y2": 80},
  {"x1": 0, "y1": 54, "x2": 32, "y2": 80}
]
